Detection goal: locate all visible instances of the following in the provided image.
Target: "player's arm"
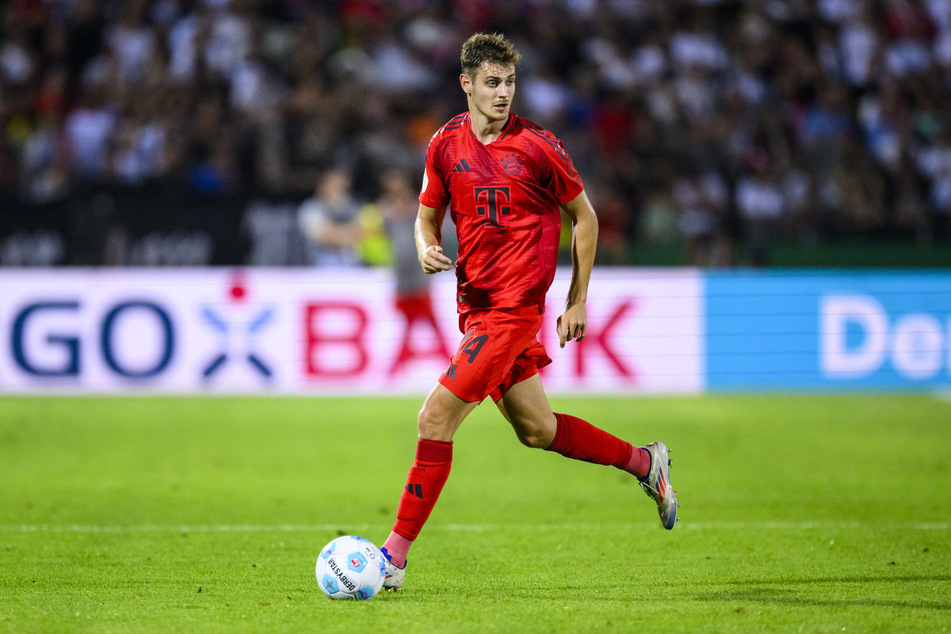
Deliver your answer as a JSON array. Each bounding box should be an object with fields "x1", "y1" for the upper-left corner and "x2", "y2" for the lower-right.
[
  {"x1": 415, "y1": 204, "x2": 453, "y2": 273},
  {"x1": 557, "y1": 189, "x2": 599, "y2": 348}
]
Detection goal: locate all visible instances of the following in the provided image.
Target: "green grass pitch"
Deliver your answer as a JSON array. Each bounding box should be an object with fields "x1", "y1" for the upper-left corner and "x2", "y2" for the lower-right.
[{"x1": 1, "y1": 394, "x2": 949, "y2": 633}]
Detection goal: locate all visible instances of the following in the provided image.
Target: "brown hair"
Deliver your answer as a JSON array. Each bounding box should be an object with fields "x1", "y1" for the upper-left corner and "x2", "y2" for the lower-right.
[{"x1": 460, "y1": 32, "x2": 521, "y2": 78}]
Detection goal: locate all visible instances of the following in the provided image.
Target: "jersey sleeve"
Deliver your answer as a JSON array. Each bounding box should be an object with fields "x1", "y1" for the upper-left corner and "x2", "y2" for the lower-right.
[
  {"x1": 419, "y1": 135, "x2": 450, "y2": 208},
  {"x1": 538, "y1": 134, "x2": 584, "y2": 205}
]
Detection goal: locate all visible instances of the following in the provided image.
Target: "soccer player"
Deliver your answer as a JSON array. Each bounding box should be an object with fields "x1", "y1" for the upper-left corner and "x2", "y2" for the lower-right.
[{"x1": 380, "y1": 32, "x2": 678, "y2": 591}]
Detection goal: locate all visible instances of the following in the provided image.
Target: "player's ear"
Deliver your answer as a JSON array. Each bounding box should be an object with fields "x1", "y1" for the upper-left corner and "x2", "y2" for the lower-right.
[{"x1": 460, "y1": 73, "x2": 471, "y2": 95}]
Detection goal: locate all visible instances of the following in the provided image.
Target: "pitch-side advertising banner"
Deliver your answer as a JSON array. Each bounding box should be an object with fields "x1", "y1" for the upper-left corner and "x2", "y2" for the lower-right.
[
  {"x1": 0, "y1": 268, "x2": 704, "y2": 395},
  {"x1": 706, "y1": 270, "x2": 951, "y2": 390}
]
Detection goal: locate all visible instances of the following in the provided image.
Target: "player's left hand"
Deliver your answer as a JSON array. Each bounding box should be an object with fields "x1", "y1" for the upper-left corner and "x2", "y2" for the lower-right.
[{"x1": 556, "y1": 303, "x2": 587, "y2": 348}]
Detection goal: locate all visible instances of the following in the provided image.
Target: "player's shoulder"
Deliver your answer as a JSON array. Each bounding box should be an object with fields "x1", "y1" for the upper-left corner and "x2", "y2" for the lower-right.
[
  {"x1": 431, "y1": 112, "x2": 469, "y2": 142},
  {"x1": 510, "y1": 114, "x2": 555, "y2": 137},
  {"x1": 424, "y1": 113, "x2": 468, "y2": 171},
  {"x1": 510, "y1": 114, "x2": 570, "y2": 157}
]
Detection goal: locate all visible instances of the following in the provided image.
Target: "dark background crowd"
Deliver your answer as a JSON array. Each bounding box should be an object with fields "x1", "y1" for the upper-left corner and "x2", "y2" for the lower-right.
[{"x1": 1, "y1": 0, "x2": 950, "y2": 267}]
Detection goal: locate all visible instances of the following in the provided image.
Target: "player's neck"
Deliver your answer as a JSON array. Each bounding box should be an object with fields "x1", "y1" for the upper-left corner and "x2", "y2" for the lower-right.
[{"x1": 468, "y1": 110, "x2": 509, "y2": 145}]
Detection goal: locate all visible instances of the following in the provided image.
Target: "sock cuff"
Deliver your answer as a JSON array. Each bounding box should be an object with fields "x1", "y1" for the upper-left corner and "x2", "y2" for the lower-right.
[
  {"x1": 416, "y1": 438, "x2": 453, "y2": 463},
  {"x1": 546, "y1": 413, "x2": 571, "y2": 452},
  {"x1": 620, "y1": 442, "x2": 637, "y2": 472}
]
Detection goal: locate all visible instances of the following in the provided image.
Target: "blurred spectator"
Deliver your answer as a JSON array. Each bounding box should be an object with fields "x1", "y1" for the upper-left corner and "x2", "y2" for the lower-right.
[
  {"x1": 298, "y1": 167, "x2": 362, "y2": 267},
  {"x1": 376, "y1": 168, "x2": 451, "y2": 375},
  {"x1": 186, "y1": 135, "x2": 238, "y2": 193},
  {"x1": 0, "y1": 0, "x2": 949, "y2": 268},
  {"x1": 674, "y1": 167, "x2": 731, "y2": 267},
  {"x1": 62, "y1": 85, "x2": 117, "y2": 182},
  {"x1": 915, "y1": 127, "x2": 951, "y2": 229},
  {"x1": 838, "y1": 6, "x2": 881, "y2": 88},
  {"x1": 638, "y1": 186, "x2": 681, "y2": 248},
  {"x1": 19, "y1": 111, "x2": 69, "y2": 202},
  {"x1": 736, "y1": 152, "x2": 785, "y2": 266}
]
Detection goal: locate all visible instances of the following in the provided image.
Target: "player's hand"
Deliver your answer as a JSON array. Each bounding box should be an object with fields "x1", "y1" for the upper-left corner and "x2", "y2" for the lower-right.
[
  {"x1": 420, "y1": 245, "x2": 453, "y2": 274},
  {"x1": 556, "y1": 303, "x2": 587, "y2": 348}
]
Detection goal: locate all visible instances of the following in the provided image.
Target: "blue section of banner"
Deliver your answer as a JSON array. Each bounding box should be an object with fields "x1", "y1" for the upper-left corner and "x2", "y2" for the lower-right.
[{"x1": 705, "y1": 270, "x2": 951, "y2": 390}]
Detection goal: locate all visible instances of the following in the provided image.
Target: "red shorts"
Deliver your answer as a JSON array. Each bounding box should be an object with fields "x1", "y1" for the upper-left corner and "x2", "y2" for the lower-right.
[
  {"x1": 394, "y1": 289, "x2": 435, "y2": 322},
  {"x1": 437, "y1": 305, "x2": 552, "y2": 403}
]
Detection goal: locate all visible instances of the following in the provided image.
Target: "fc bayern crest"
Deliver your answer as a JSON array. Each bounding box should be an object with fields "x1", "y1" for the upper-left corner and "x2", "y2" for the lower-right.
[{"x1": 501, "y1": 153, "x2": 524, "y2": 176}]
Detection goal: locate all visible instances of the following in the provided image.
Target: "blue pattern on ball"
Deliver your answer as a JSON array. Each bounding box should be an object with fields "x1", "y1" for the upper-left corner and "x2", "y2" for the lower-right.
[
  {"x1": 346, "y1": 551, "x2": 368, "y2": 573},
  {"x1": 317, "y1": 535, "x2": 384, "y2": 601},
  {"x1": 321, "y1": 574, "x2": 339, "y2": 595}
]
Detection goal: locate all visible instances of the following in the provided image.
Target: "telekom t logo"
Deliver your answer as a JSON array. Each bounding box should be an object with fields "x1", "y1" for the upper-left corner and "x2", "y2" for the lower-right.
[
  {"x1": 475, "y1": 186, "x2": 511, "y2": 229},
  {"x1": 201, "y1": 274, "x2": 273, "y2": 379}
]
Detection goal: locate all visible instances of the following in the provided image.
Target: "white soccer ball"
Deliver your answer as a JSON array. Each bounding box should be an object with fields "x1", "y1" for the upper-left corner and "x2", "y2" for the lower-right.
[{"x1": 315, "y1": 535, "x2": 386, "y2": 601}]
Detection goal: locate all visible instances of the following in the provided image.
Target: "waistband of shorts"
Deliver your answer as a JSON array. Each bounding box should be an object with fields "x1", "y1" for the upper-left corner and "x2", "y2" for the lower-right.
[{"x1": 462, "y1": 303, "x2": 544, "y2": 316}]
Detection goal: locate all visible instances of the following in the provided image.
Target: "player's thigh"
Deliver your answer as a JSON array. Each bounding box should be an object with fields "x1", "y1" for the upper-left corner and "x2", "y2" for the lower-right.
[
  {"x1": 497, "y1": 374, "x2": 557, "y2": 448},
  {"x1": 418, "y1": 381, "x2": 481, "y2": 441}
]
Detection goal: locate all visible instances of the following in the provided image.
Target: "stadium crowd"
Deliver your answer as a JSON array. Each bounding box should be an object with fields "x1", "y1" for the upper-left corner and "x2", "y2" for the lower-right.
[{"x1": 1, "y1": 0, "x2": 950, "y2": 266}]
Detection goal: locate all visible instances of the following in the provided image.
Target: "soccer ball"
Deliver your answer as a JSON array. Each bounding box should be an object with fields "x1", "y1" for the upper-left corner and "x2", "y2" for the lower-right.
[{"x1": 315, "y1": 535, "x2": 386, "y2": 601}]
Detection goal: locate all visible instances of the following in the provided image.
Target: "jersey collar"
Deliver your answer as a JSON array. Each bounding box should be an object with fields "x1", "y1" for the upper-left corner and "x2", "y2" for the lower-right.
[
  {"x1": 496, "y1": 113, "x2": 516, "y2": 142},
  {"x1": 467, "y1": 112, "x2": 516, "y2": 145}
]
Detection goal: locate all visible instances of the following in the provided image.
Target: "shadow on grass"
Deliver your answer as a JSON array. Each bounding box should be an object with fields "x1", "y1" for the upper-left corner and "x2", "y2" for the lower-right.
[
  {"x1": 695, "y1": 575, "x2": 951, "y2": 611},
  {"x1": 724, "y1": 574, "x2": 951, "y2": 586}
]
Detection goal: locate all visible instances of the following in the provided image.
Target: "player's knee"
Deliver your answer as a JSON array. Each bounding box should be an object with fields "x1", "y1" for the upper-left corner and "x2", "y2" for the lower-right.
[
  {"x1": 515, "y1": 430, "x2": 548, "y2": 449},
  {"x1": 512, "y1": 420, "x2": 554, "y2": 449},
  {"x1": 417, "y1": 403, "x2": 452, "y2": 441}
]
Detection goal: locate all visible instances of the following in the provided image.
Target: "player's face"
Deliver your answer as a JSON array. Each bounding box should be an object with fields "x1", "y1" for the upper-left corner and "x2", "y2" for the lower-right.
[{"x1": 464, "y1": 62, "x2": 516, "y2": 124}]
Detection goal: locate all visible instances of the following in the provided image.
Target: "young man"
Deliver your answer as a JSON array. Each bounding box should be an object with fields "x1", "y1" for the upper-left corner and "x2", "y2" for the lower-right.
[{"x1": 380, "y1": 33, "x2": 678, "y2": 590}]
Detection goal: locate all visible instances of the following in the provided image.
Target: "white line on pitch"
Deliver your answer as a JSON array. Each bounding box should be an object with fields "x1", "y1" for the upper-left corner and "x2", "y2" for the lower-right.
[{"x1": 1, "y1": 521, "x2": 948, "y2": 533}]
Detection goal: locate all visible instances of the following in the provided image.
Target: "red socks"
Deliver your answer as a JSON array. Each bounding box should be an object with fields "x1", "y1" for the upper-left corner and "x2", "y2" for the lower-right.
[
  {"x1": 546, "y1": 413, "x2": 650, "y2": 479},
  {"x1": 384, "y1": 438, "x2": 453, "y2": 567},
  {"x1": 384, "y1": 416, "x2": 647, "y2": 568}
]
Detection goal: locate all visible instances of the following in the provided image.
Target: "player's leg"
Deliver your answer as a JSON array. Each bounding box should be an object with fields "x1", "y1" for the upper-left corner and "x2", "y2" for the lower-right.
[
  {"x1": 381, "y1": 382, "x2": 479, "y2": 589},
  {"x1": 498, "y1": 374, "x2": 639, "y2": 466},
  {"x1": 417, "y1": 380, "x2": 481, "y2": 441},
  {"x1": 494, "y1": 374, "x2": 556, "y2": 448},
  {"x1": 498, "y1": 374, "x2": 679, "y2": 529}
]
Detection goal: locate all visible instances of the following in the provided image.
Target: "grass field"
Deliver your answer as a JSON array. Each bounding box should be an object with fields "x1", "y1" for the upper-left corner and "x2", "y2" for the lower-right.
[{"x1": 1, "y1": 394, "x2": 949, "y2": 633}]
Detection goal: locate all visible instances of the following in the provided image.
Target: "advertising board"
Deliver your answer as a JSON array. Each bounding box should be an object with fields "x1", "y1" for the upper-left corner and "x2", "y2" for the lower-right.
[
  {"x1": 5, "y1": 267, "x2": 945, "y2": 395},
  {"x1": 0, "y1": 268, "x2": 703, "y2": 395},
  {"x1": 705, "y1": 271, "x2": 951, "y2": 390}
]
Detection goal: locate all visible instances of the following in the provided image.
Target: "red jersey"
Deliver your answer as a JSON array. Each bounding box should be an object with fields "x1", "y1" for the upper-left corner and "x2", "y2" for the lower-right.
[{"x1": 420, "y1": 112, "x2": 584, "y2": 314}]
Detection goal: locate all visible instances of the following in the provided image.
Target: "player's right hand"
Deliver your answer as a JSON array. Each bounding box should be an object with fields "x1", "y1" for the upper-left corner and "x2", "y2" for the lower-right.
[{"x1": 420, "y1": 245, "x2": 453, "y2": 273}]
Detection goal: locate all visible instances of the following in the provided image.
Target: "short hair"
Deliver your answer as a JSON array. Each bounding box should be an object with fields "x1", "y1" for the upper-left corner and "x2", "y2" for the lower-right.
[{"x1": 460, "y1": 32, "x2": 521, "y2": 78}]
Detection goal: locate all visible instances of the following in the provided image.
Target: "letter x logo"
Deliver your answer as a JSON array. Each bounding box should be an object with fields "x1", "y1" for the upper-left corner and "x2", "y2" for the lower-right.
[{"x1": 201, "y1": 306, "x2": 274, "y2": 378}]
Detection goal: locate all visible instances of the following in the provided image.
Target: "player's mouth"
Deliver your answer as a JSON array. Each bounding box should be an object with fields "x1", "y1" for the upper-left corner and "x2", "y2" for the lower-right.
[{"x1": 494, "y1": 103, "x2": 508, "y2": 112}]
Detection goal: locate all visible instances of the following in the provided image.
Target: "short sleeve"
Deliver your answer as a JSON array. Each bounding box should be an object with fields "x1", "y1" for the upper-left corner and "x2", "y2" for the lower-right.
[
  {"x1": 419, "y1": 139, "x2": 450, "y2": 208},
  {"x1": 539, "y1": 136, "x2": 584, "y2": 205}
]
